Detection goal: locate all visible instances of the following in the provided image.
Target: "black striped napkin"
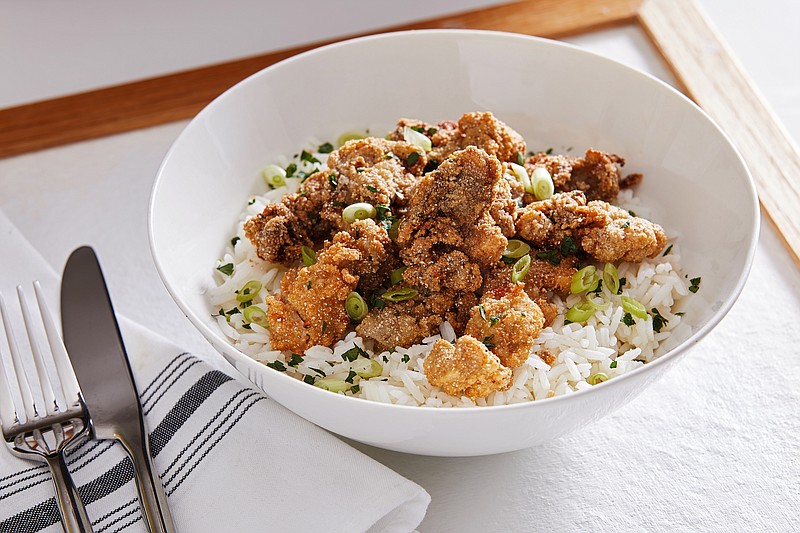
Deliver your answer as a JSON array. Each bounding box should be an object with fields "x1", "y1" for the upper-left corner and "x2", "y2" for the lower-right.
[{"x1": 0, "y1": 211, "x2": 430, "y2": 532}]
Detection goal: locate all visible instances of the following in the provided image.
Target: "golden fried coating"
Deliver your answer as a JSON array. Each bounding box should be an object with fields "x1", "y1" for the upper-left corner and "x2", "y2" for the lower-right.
[
  {"x1": 398, "y1": 146, "x2": 514, "y2": 265},
  {"x1": 516, "y1": 191, "x2": 668, "y2": 263},
  {"x1": 390, "y1": 112, "x2": 526, "y2": 165},
  {"x1": 325, "y1": 137, "x2": 426, "y2": 207},
  {"x1": 423, "y1": 337, "x2": 512, "y2": 399},
  {"x1": 403, "y1": 250, "x2": 482, "y2": 294},
  {"x1": 326, "y1": 219, "x2": 398, "y2": 291},
  {"x1": 355, "y1": 301, "x2": 441, "y2": 351},
  {"x1": 244, "y1": 202, "x2": 314, "y2": 265},
  {"x1": 483, "y1": 258, "x2": 577, "y2": 297},
  {"x1": 515, "y1": 191, "x2": 605, "y2": 250},
  {"x1": 265, "y1": 242, "x2": 359, "y2": 353},
  {"x1": 580, "y1": 202, "x2": 668, "y2": 262},
  {"x1": 526, "y1": 148, "x2": 639, "y2": 203},
  {"x1": 464, "y1": 284, "x2": 545, "y2": 369}
]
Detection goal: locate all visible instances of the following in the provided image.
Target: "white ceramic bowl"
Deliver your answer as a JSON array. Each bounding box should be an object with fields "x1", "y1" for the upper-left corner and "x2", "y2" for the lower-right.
[{"x1": 149, "y1": 30, "x2": 758, "y2": 456}]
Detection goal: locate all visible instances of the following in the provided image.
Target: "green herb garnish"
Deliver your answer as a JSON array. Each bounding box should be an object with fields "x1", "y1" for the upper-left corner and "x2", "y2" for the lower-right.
[
  {"x1": 318, "y1": 142, "x2": 334, "y2": 153},
  {"x1": 406, "y1": 151, "x2": 421, "y2": 166},
  {"x1": 689, "y1": 277, "x2": 702, "y2": 293},
  {"x1": 216, "y1": 263, "x2": 234, "y2": 276},
  {"x1": 266, "y1": 361, "x2": 287, "y2": 372}
]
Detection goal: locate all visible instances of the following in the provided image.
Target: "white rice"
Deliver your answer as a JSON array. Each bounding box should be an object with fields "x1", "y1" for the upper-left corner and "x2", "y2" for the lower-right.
[{"x1": 208, "y1": 150, "x2": 694, "y2": 407}]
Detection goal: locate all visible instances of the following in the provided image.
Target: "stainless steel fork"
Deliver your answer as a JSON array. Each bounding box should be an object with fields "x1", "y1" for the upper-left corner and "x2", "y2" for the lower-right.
[{"x1": 0, "y1": 282, "x2": 94, "y2": 532}]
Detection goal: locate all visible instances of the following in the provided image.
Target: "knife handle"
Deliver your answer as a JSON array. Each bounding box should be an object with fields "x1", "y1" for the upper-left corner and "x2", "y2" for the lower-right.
[{"x1": 121, "y1": 438, "x2": 176, "y2": 533}]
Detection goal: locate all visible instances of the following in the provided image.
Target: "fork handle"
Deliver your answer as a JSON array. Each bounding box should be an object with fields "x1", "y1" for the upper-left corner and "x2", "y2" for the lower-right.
[{"x1": 44, "y1": 453, "x2": 94, "y2": 533}]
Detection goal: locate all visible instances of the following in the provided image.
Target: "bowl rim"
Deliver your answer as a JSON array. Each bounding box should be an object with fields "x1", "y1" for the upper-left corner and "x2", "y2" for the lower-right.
[{"x1": 148, "y1": 28, "x2": 760, "y2": 415}]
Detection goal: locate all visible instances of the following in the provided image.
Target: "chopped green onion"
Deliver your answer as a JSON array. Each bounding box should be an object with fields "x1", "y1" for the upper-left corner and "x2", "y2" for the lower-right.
[
  {"x1": 390, "y1": 266, "x2": 407, "y2": 285},
  {"x1": 266, "y1": 360, "x2": 286, "y2": 372},
  {"x1": 588, "y1": 372, "x2": 609, "y2": 385},
  {"x1": 565, "y1": 300, "x2": 597, "y2": 322},
  {"x1": 383, "y1": 287, "x2": 418, "y2": 302},
  {"x1": 242, "y1": 306, "x2": 269, "y2": 328},
  {"x1": 402, "y1": 126, "x2": 432, "y2": 151},
  {"x1": 502, "y1": 239, "x2": 531, "y2": 259},
  {"x1": 603, "y1": 263, "x2": 620, "y2": 295},
  {"x1": 342, "y1": 202, "x2": 376, "y2": 223},
  {"x1": 262, "y1": 164, "x2": 287, "y2": 188},
  {"x1": 345, "y1": 291, "x2": 368, "y2": 322},
  {"x1": 511, "y1": 254, "x2": 531, "y2": 283},
  {"x1": 314, "y1": 378, "x2": 350, "y2": 393},
  {"x1": 621, "y1": 296, "x2": 647, "y2": 319},
  {"x1": 336, "y1": 132, "x2": 363, "y2": 147},
  {"x1": 571, "y1": 265, "x2": 599, "y2": 294},
  {"x1": 301, "y1": 246, "x2": 316, "y2": 267},
  {"x1": 509, "y1": 163, "x2": 533, "y2": 193},
  {"x1": 236, "y1": 280, "x2": 262, "y2": 302},
  {"x1": 351, "y1": 358, "x2": 383, "y2": 378},
  {"x1": 531, "y1": 167, "x2": 554, "y2": 200}
]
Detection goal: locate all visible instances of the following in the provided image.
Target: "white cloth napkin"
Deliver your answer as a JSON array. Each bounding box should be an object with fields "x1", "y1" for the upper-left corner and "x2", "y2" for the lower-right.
[{"x1": 0, "y1": 210, "x2": 430, "y2": 533}]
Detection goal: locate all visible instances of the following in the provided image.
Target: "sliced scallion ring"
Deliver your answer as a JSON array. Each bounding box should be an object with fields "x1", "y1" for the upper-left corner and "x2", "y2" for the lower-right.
[
  {"x1": 621, "y1": 296, "x2": 648, "y2": 319},
  {"x1": 336, "y1": 132, "x2": 363, "y2": 147},
  {"x1": 351, "y1": 358, "x2": 383, "y2": 379},
  {"x1": 571, "y1": 265, "x2": 599, "y2": 294},
  {"x1": 262, "y1": 164, "x2": 287, "y2": 188},
  {"x1": 301, "y1": 245, "x2": 316, "y2": 267},
  {"x1": 242, "y1": 306, "x2": 269, "y2": 328},
  {"x1": 389, "y1": 266, "x2": 407, "y2": 285},
  {"x1": 509, "y1": 162, "x2": 533, "y2": 193},
  {"x1": 502, "y1": 239, "x2": 531, "y2": 259},
  {"x1": 236, "y1": 280, "x2": 263, "y2": 303},
  {"x1": 531, "y1": 167, "x2": 554, "y2": 200},
  {"x1": 314, "y1": 378, "x2": 350, "y2": 393},
  {"x1": 587, "y1": 372, "x2": 609, "y2": 385},
  {"x1": 342, "y1": 202, "x2": 376, "y2": 223},
  {"x1": 345, "y1": 291, "x2": 368, "y2": 322},
  {"x1": 402, "y1": 126, "x2": 432, "y2": 151},
  {"x1": 511, "y1": 254, "x2": 531, "y2": 283},
  {"x1": 382, "y1": 287, "x2": 418, "y2": 302},
  {"x1": 603, "y1": 263, "x2": 620, "y2": 294},
  {"x1": 565, "y1": 300, "x2": 597, "y2": 323}
]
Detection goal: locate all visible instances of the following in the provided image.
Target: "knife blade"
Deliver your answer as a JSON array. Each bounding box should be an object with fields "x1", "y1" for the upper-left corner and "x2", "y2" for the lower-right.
[{"x1": 60, "y1": 246, "x2": 176, "y2": 533}]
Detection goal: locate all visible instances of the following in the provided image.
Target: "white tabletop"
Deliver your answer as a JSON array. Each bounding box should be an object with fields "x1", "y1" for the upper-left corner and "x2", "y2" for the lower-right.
[{"x1": 2, "y1": 2, "x2": 799, "y2": 531}]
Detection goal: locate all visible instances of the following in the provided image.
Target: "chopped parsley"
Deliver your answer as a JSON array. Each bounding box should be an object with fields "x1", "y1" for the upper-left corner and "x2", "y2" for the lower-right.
[
  {"x1": 341, "y1": 345, "x2": 369, "y2": 362},
  {"x1": 317, "y1": 142, "x2": 334, "y2": 153},
  {"x1": 628, "y1": 210, "x2": 637, "y2": 217},
  {"x1": 689, "y1": 277, "x2": 702, "y2": 293},
  {"x1": 610, "y1": 361, "x2": 618, "y2": 369},
  {"x1": 662, "y1": 244, "x2": 673, "y2": 256},
  {"x1": 216, "y1": 263, "x2": 234, "y2": 276},
  {"x1": 285, "y1": 163, "x2": 297, "y2": 177},
  {"x1": 406, "y1": 151, "x2": 421, "y2": 166},
  {"x1": 588, "y1": 279, "x2": 603, "y2": 296},
  {"x1": 560, "y1": 235, "x2": 578, "y2": 256},
  {"x1": 345, "y1": 370, "x2": 357, "y2": 384},
  {"x1": 489, "y1": 316, "x2": 501, "y2": 326},
  {"x1": 350, "y1": 384, "x2": 360, "y2": 394},
  {"x1": 617, "y1": 277, "x2": 626, "y2": 295},
  {"x1": 303, "y1": 375, "x2": 316, "y2": 385},
  {"x1": 230, "y1": 236, "x2": 240, "y2": 247},
  {"x1": 300, "y1": 150, "x2": 320, "y2": 164},
  {"x1": 621, "y1": 312, "x2": 635, "y2": 326},
  {"x1": 247, "y1": 198, "x2": 255, "y2": 205},
  {"x1": 307, "y1": 280, "x2": 312, "y2": 290},
  {"x1": 479, "y1": 304, "x2": 487, "y2": 321},
  {"x1": 321, "y1": 321, "x2": 328, "y2": 334},
  {"x1": 483, "y1": 334, "x2": 495, "y2": 349},
  {"x1": 369, "y1": 293, "x2": 386, "y2": 310},
  {"x1": 366, "y1": 185, "x2": 378, "y2": 193},
  {"x1": 328, "y1": 173, "x2": 338, "y2": 188},
  {"x1": 651, "y1": 308, "x2": 669, "y2": 333},
  {"x1": 288, "y1": 353, "x2": 304, "y2": 367},
  {"x1": 545, "y1": 147, "x2": 553, "y2": 155},
  {"x1": 266, "y1": 360, "x2": 287, "y2": 372},
  {"x1": 401, "y1": 354, "x2": 410, "y2": 363},
  {"x1": 536, "y1": 249, "x2": 561, "y2": 265},
  {"x1": 424, "y1": 159, "x2": 440, "y2": 173},
  {"x1": 310, "y1": 367, "x2": 326, "y2": 377},
  {"x1": 382, "y1": 355, "x2": 389, "y2": 363}
]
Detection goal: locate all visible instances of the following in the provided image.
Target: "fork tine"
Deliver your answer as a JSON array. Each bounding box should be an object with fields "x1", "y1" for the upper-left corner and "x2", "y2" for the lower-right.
[
  {"x1": 34, "y1": 281, "x2": 75, "y2": 410},
  {"x1": 0, "y1": 292, "x2": 35, "y2": 424},
  {"x1": 0, "y1": 300, "x2": 20, "y2": 430},
  {"x1": 17, "y1": 285, "x2": 59, "y2": 417}
]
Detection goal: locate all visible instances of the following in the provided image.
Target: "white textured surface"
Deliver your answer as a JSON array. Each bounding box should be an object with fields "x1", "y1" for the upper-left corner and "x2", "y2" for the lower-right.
[{"x1": 1, "y1": 3, "x2": 799, "y2": 531}]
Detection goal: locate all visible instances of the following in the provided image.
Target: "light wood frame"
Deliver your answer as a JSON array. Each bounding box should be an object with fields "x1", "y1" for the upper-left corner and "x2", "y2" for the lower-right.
[{"x1": 2, "y1": 0, "x2": 798, "y2": 262}]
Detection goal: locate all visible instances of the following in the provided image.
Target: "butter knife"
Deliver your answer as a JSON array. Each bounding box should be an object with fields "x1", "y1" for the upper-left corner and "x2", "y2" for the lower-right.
[{"x1": 60, "y1": 246, "x2": 176, "y2": 533}]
